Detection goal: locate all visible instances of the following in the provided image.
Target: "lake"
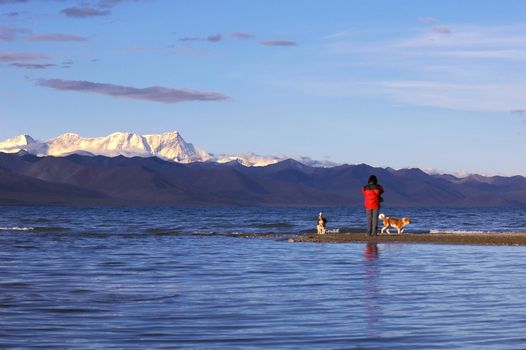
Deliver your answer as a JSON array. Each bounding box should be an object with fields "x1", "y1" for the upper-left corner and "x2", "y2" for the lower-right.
[{"x1": 1, "y1": 206, "x2": 525, "y2": 349}]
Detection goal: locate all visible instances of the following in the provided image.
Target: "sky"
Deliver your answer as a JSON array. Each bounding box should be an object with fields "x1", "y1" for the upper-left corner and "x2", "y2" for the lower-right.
[{"x1": 1, "y1": 0, "x2": 526, "y2": 176}]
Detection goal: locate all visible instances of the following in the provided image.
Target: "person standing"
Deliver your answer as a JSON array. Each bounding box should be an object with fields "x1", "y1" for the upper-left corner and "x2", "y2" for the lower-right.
[{"x1": 362, "y1": 175, "x2": 384, "y2": 236}]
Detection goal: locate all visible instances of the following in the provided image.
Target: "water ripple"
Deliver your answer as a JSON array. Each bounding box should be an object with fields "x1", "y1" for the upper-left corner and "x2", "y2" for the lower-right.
[{"x1": 1, "y1": 207, "x2": 526, "y2": 349}]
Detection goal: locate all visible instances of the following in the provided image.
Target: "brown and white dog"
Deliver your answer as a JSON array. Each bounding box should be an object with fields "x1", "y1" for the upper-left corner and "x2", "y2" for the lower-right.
[
  {"x1": 316, "y1": 212, "x2": 327, "y2": 235},
  {"x1": 379, "y1": 213, "x2": 411, "y2": 235}
]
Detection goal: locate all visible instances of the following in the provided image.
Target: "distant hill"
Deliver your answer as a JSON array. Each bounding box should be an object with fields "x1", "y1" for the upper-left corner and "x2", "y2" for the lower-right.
[{"x1": 1, "y1": 152, "x2": 525, "y2": 207}]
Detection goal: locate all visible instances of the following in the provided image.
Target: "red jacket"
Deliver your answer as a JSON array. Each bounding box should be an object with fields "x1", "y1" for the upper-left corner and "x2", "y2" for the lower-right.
[{"x1": 362, "y1": 184, "x2": 384, "y2": 209}]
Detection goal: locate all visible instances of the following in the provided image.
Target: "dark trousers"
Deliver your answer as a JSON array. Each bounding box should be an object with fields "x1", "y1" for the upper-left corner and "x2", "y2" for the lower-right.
[{"x1": 366, "y1": 208, "x2": 379, "y2": 236}]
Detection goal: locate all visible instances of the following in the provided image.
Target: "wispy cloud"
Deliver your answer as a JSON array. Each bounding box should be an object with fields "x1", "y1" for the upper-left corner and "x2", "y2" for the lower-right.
[
  {"x1": 60, "y1": 0, "x2": 148, "y2": 18},
  {"x1": 232, "y1": 32, "x2": 255, "y2": 40},
  {"x1": 61, "y1": 59, "x2": 74, "y2": 68},
  {"x1": 179, "y1": 37, "x2": 202, "y2": 42},
  {"x1": 0, "y1": 52, "x2": 48, "y2": 61},
  {"x1": 316, "y1": 23, "x2": 526, "y2": 113},
  {"x1": 389, "y1": 24, "x2": 526, "y2": 50},
  {"x1": 61, "y1": 7, "x2": 110, "y2": 18},
  {"x1": 260, "y1": 39, "x2": 297, "y2": 46},
  {"x1": 10, "y1": 63, "x2": 56, "y2": 69},
  {"x1": 207, "y1": 33, "x2": 221, "y2": 42},
  {"x1": 0, "y1": 26, "x2": 29, "y2": 41},
  {"x1": 37, "y1": 79, "x2": 230, "y2": 104},
  {"x1": 370, "y1": 80, "x2": 526, "y2": 112},
  {"x1": 179, "y1": 33, "x2": 222, "y2": 43},
  {"x1": 24, "y1": 34, "x2": 88, "y2": 42},
  {"x1": 286, "y1": 78, "x2": 526, "y2": 113},
  {"x1": 366, "y1": 24, "x2": 526, "y2": 66},
  {"x1": 1, "y1": 27, "x2": 86, "y2": 42}
]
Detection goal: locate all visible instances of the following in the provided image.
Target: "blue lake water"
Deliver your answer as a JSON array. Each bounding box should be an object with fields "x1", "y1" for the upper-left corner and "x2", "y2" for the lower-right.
[{"x1": 1, "y1": 206, "x2": 526, "y2": 349}]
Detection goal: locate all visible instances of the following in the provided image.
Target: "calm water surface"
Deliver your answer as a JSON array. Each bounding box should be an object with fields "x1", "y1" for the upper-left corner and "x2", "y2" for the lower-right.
[{"x1": 1, "y1": 207, "x2": 526, "y2": 349}]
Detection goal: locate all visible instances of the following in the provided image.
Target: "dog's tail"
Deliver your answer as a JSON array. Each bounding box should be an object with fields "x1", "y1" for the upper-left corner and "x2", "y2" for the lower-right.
[{"x1": 378, "y1": 213, "x2": 385, "y2": 220}]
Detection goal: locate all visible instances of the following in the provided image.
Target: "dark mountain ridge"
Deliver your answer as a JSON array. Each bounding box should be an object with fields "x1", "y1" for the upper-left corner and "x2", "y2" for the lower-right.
[{"x1": 1, "y1": 152, "x2": 525, "y2": 207}]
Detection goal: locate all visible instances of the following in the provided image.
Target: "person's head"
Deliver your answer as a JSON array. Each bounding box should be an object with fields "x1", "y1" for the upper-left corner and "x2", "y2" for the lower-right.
[{"x1": 368, "y1": 175, "x2": 378, "y2": 185}]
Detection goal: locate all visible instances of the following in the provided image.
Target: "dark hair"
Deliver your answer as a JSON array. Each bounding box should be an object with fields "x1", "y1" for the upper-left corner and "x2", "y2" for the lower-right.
[{"x1": 368, "y1": 175, "x2": 378, "y2": 185}]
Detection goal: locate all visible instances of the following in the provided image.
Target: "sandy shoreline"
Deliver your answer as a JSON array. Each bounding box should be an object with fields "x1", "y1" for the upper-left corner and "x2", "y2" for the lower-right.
[{"x1": 293, "y1": 232, "x2": 526, "y2": 246}]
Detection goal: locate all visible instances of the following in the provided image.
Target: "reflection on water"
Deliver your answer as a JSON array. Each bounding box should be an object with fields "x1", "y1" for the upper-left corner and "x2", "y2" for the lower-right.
[
  {"x1": 364, "y1": 242, "x2": 379, "y2": 260},
  {"x1": 363, "y1": 243, "x2": 382, "y2": 335}
]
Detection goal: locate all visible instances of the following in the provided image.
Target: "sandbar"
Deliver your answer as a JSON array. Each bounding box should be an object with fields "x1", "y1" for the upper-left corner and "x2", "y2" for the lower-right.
[{"x1": 293, "y1": 232, "x2": 526, "y2": 246}]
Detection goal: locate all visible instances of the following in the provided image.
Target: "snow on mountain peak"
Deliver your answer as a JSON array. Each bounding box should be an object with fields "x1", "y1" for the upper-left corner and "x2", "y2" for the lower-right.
[
  {"x1": 43, "y1": 131, "x2": 205, "y2": 160},
  {"x1": 0, "y1": 131, "x2": 335, "y2": 167},
  {"x1": 0, "y1": 131, "x2": 212, "y2": 163},
  {"x1": 214, "y1": 153, "x2": 281, "y2": 167},
  {"x1": 0, "y1": 134, "x2": 36, "y2": 152}
]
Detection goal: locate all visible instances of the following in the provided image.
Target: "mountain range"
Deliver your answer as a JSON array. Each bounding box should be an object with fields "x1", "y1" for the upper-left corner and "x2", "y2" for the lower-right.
[
  {"x1": 0, "y1": 131, "x2": 336, "y2": 167},
  {"x1": 1, "y1": 151, "x2": 525, "y2": 207}
]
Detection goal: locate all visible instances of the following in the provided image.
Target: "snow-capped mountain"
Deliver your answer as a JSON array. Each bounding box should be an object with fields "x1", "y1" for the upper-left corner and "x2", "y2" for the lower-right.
[
  {"x1": 0, "y1": 134, "x2": 36, "y2": 153},
  {"x1": 0, "y1": 131, "x2": 209, "y2": 163},
  {"x1": 210, "y1": 153, "x2": 337, "y2": 168},
  {"x1": 43, "y1": 131, "x2": 210, "y2": 162},
  {"x1": 0, "y1": 131, "x2": 336, "y2": 167}
]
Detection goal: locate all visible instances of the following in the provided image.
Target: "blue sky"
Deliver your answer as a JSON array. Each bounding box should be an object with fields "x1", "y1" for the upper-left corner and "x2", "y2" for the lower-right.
[{"x1": 1, "y1": 0, "x2": 526, "y2": 176}]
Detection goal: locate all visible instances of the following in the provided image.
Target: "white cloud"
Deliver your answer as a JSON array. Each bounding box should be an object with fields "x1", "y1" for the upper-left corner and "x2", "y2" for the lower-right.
[
  {"x1": 391, "y1": 24, "x2": 526, "y2": 49},
  {"x1": 305, "y1": 23, "x2": 526, "y2": 113},
  {"x1": 281, "y1": 78, "x2": 526, "y2": 113}
]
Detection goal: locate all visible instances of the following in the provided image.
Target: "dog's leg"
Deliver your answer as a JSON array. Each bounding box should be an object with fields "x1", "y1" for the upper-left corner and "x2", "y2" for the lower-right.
[{"x1": 396, "y1": 227, "x2": 401, "y2": 234}]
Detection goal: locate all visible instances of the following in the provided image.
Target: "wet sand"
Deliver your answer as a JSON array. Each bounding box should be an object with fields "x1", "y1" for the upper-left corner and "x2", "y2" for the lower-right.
[{"x1": 293, "y1": 232, "x2": 526, "y2": 246}]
